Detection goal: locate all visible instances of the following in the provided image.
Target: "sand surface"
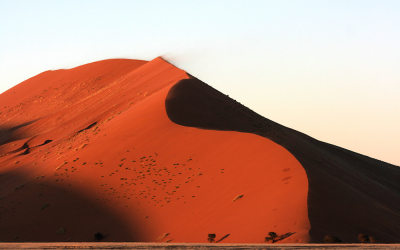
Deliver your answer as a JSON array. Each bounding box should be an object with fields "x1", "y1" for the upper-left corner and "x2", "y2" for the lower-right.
[
  {"x1": 0, "y1": 58, "x2": 399, "y2": 243},
  {"x1": 0, "y1": 243, "x2": 399, "y2": 249}
]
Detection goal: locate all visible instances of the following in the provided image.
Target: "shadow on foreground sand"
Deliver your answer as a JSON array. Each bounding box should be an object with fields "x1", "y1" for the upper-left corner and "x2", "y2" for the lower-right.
[{"x1": 0, "y1": 165, "x2": 144, "y2": 242}]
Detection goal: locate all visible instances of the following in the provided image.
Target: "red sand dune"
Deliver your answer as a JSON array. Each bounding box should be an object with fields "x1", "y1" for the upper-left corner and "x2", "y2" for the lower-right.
[{"x1": 0, "y1": 58, "x2": 399, "y2": 243}]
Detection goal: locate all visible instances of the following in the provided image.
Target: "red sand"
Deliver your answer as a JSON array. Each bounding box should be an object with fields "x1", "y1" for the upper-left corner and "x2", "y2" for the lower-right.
[
  {"x1": 1, "y1": 242, "x2": 400, "y2": 249},
  {"x1": 0, "y1": 58, "x2": 399, "y2": 243}
]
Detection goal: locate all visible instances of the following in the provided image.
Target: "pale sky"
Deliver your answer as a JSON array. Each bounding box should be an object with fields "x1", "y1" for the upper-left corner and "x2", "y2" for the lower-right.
[{"x1": 0, "y1": 0, "x2": 399, "y2": 166}]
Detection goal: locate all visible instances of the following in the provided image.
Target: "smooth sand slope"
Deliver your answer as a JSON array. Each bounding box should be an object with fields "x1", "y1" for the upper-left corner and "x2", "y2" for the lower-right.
[{"x1": 0, "y1": 58, "x2": 398, "y2": 243}]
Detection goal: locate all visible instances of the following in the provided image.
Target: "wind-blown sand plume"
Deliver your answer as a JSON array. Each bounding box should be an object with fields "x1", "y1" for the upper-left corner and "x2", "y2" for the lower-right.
[{"x1": 0, "y1": 57, "x2": 398, "y2": 243}]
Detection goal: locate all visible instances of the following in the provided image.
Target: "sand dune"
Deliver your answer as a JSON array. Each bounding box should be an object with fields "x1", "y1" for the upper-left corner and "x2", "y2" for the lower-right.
[{"x1": 0, "y1": 58, "x2": 398, "y2": 243}]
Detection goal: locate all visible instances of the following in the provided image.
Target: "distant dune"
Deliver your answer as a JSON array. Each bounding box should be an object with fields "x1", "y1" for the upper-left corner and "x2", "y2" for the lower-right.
[{"x1": 0, "y1": 58, "x2": 398, "y2": 243}]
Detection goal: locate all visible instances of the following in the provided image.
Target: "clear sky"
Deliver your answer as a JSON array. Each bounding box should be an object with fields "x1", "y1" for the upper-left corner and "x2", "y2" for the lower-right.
[{"x1": 1, "y1": 0, "x2": 399, "y2": 166}]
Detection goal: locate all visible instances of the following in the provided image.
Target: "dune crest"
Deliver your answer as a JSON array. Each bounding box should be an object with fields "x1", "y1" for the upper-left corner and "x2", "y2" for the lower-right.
[{"x1": 0, "y1": 58, "x2": 399, "y2": 243}]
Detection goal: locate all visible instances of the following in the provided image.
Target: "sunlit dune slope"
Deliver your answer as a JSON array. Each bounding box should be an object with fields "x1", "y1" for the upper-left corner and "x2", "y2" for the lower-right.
[
  {"x1": 0, "y1": 58, "x2": 399, "y2": 243},
  {"x1": 0, "y1": 58, "x2": 309, "y2": 243}
]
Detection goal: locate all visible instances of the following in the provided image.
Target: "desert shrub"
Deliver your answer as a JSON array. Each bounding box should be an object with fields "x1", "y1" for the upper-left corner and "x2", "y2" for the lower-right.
[
  {"x1": 95, "y1": 232, "x2": 104, "y2": 241},
  {"x1": 324, "y1": 235, "x2": 342, "y2": 243},
  {"x1": 358, "y1": 234, "x2": 369, "y2": 243},
  {"x1": 207, "y1": 233, "x2": 216, "y2": 243},
  {"x1": 369, "y1": 236, "x2": 379, "y2": 243},
  {"x1": 265, "y1": 231, "x2": 279, "y2": 243}
]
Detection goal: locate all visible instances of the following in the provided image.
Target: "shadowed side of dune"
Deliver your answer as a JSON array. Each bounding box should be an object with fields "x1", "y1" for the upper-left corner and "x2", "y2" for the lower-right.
[
  {"x1": 165, "y1": 76, "x2": 260, "y2": 132},
  {"x1": 165, "y1": 76, "x2": 400, "y2": 243}
]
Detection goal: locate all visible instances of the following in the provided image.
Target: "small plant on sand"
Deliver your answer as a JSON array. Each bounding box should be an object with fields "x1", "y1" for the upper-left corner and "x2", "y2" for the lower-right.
[
  {"x1": 265, "y1": 232, "x2": 279, "y2": 243},
  {"x1": 95, "y1": 232, "x2": 104, "y2": 241},
  {"x1": 207, "y1": 233, "x2": 216, "y2": 243},
  {"x1": 358, "y1": 234, "x2": 369, "y2": 243},
  {"x1": 324, "y1": 235, "x2": 342, "y2": 243}
]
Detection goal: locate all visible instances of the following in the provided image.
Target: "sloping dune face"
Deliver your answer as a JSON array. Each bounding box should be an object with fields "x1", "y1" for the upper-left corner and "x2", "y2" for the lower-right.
[
  {"x1": 1, "y1": 58, "x2": 399, "y2": 244},
  {"x1": 0, "y1": 58, "x2": 310, "y2": 243},
  {"x1": 166, "y1": 77, "x2": 400, "y2": 243}
]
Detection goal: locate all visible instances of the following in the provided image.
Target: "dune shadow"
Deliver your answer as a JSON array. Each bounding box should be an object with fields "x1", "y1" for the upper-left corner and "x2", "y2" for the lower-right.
[
  {"x1": 276, "y1": 232, "x2": 296, "y2": 243},
  {"x1": 216, "y1": 234, "x2": 230, "y2": 243},
  {"x1": 6, "y1": 137, "x2": 35, "y2": 154},
  {"x1": 77, "y1": 122, "x2": 97, "y2": 134},
  {"x1": 0, "y1": 117, "x2": 148, "y2": 242},
  {"x1": 2, "y1": 136, "x2": 53, "y2": 157},
  {"x1": 17, "y1": 139, "x2": 53, "y2": 156},
  {"x1": 0, "y1": 167, "x2": 145, "y2": 242},
  {"x1": 165, "y1": 76, "x2": 400, "y2": 243},
  {"x1": 0, "y1": 120, "x2": 40, "y2": 146}
]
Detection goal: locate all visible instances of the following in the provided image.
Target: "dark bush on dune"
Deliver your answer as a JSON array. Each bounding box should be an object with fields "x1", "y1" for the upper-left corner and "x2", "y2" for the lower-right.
[
  {"x1": 265, "y1": 231, "x2": 279, "y2": 243},
  {"x1": 369, "y1": 236, "x2": 379, "y2": 243},
  {"x1": 95, "y1": 232, "x2": 104, "y2": 241},
  {"x1": 358, "y1": 234, "x2": 378, "y2": 243},
  {"x1": 207, "y1": 233, "x2": 216, "y2": 243},
  {"x1": 358, "y1": 234, "x2": 369, "y2": 243},
  {"x1": 324, "y1": 235, "x2": 342, "y2": 243}
]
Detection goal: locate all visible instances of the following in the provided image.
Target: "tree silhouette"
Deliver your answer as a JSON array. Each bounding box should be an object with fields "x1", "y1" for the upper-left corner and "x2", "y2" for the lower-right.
[
  {"x1": 324, "y1": 235, "x2": 342, "y2": 243},
  {"x1": 358, "y1": 234, "x2": 369, "y2": 243},
  {"x1": 95, "y1": 232, "x2": 104, "y2": 241},
  {"x1": 369, "y1": 236, "x2": 379, "y2": 243},
  {"x1": 207, "y1": 233, "x2": 216, "y2": 243},
  {"x1": 265, "y1": 232, "x2": 279, "y2": 243}
]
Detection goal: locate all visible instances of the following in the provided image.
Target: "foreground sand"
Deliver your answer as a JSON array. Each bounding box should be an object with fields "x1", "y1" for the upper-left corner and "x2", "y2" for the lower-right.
[
  {"x1": 0, "y1": 243, "x2": 399, "y2": 249},
  {"x1": 0, "y1": 58, "x2": 399, "y2": 243}
]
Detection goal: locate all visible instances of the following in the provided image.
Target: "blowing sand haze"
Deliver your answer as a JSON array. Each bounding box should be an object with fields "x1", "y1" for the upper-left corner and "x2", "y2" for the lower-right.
[{"x1": 0, "y1": 58, "x2": 399, "y2": 243}]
